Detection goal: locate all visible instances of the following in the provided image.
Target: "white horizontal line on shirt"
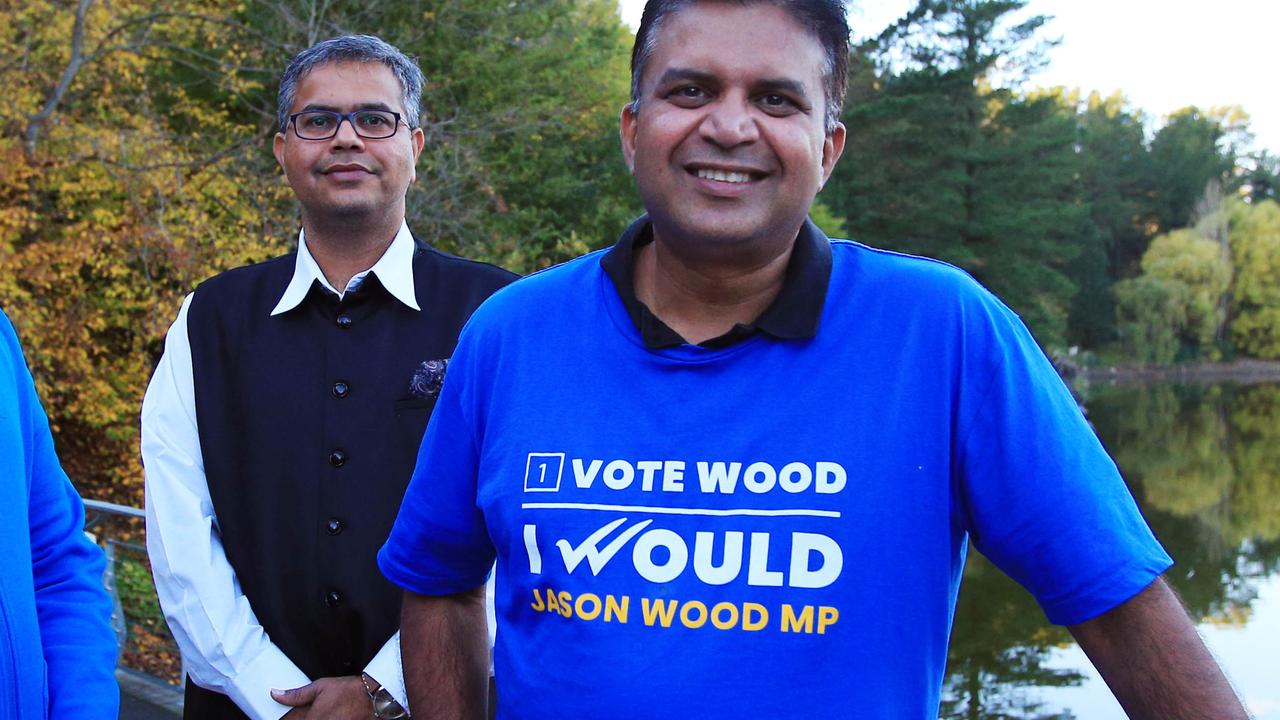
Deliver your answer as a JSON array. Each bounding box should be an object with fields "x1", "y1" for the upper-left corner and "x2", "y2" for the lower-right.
[{"x1": 519, "y1": 502, "x2": 841, "y2": 518}]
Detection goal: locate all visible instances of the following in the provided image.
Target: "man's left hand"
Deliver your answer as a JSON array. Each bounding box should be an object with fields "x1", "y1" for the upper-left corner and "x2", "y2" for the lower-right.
[{"x1": 272, "y1": 676, "x2": 369, "y2": 719}]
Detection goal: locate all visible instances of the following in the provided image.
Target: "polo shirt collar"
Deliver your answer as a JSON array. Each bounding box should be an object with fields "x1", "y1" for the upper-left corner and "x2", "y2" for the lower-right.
[
  {"x1": 270, "y1": 221, "x2": 421, "y2": 315},
  {"x1": 600, "y1": 215, "x2": 833, "y2": 349}
]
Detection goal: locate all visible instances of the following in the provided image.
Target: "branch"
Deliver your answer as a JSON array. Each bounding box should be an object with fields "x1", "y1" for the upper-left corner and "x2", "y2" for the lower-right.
[
  {"x1": 81, "y1": 10, "x2": 290, "y2": 66},
  {"x1": 92, "y1": 135, "x2": 263, "y2": 174},
  {"x1": 23, "y1": 0, "x2": 94, "y2": 159}
]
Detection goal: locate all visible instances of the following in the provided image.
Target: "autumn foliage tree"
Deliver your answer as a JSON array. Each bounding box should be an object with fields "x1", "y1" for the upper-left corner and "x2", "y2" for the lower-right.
[
  {"x1": 1, "y1": 0, "x2": 285, "y2": 502},
  {"x1": 1, "y1": 0, "x2": 636, "y2": 505},
  {"x1": 4, "y1": 0, "x2": 1279, "y2": 507}
]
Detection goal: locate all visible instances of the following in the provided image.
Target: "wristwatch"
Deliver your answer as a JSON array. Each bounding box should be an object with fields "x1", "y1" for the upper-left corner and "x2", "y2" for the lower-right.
[{"x1": 361, "y1": 673, "x2": 410, "y2": 719}]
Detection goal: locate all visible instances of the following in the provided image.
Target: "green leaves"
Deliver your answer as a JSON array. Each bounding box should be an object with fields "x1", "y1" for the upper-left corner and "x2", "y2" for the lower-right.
[
  {"x1": 0, "y1": 0, "x2": 639, "y2": 505},
  {"x1": 827, "y1": 0, "x2": 1265, "y2": 359},
  {"x1": 1115, "y1": 199, "x2": 1280, "y2": 363},
  {"x1": 1228, "y1": 200, "x2": 1280, "y2": 358},
  {"x1": 830, "y1": 0, "x2": 1081, "y2": 347}
]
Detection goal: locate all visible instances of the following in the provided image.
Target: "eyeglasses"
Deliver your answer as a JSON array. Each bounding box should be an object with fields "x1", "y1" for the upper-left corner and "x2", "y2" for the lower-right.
[{"x1": 288, "y1": 110, "x2": 405, "y2": 140}]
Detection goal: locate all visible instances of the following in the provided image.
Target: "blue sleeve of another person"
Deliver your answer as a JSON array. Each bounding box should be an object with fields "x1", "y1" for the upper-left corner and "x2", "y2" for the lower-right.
[
  {"x1": 0, "y1": 309, "x2": 119, "y2": 718},
  {"x1": 379, "y1": 323, "x2": 496, "y2": 595}
]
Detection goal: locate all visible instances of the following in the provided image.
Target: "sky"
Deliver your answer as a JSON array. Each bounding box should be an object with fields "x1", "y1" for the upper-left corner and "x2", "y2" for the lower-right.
[{"x1": 617, "y1": 0, "x2": 1280, "y2": 153}]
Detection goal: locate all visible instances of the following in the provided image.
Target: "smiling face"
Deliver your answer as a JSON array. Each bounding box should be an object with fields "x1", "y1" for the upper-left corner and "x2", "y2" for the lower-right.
[
  {"x1": 621, "y1": 2, "x2": 845, "y2": 258},
  {"x1": 273, "y1": 61, "x2": 425, "y2": 225}
]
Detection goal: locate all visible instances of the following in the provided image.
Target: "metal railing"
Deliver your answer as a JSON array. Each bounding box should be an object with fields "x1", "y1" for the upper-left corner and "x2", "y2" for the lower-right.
[
  {"x1": 83, "y1": 498, "x2": 186, "y2": 711},
  {"x1": 84, "y1": 499, "x2": 143, "y2": 653}
]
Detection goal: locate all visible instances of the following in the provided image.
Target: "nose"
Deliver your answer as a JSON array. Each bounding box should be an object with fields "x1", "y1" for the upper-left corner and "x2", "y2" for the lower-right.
[
  {"x1": 699, "y1": 96, "x2": 759, "y2": 148},
  {"x1": 330, "y1": 116, "x2": 365, "y2": 149}
]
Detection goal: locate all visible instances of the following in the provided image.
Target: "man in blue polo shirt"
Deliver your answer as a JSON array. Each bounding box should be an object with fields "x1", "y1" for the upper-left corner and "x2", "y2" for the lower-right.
[{"x1": 378, "y1": 1, "x2": 1249, "y2": 717}]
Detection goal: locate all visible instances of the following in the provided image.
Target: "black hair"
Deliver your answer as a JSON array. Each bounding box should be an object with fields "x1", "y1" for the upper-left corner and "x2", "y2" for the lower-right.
[{"x1": 629, "y1": 0, "x2": 850, "y2": 132}]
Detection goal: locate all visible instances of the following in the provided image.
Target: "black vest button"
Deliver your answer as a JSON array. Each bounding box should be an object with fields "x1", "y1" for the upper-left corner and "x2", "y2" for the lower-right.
[
  {"x1": 326, "y1": 518, "x2": 344, "y2": 535},
  {"x1": 325, "y1": 589, "x2": 343, "y2": 607},
  {"x1": 332, "y1": 381, "x2": 349, "y2": 398},
  {"x1": 335, "y1": 314, "x2": 353, "y2": 329},
  {"x1": 329, "y1": 449, "x2": 347, "y2": 467}
]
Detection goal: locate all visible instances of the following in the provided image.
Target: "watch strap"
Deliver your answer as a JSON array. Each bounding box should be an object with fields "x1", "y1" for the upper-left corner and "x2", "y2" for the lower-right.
[{"x1": 361, "y1": 673, "x2": 410, "y2": 719}]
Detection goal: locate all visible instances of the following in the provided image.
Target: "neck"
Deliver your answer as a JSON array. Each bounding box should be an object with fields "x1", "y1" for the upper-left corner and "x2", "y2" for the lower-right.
[
  {"x1": 300, "y1": 211, "x2": 403, "y2": 291},
  {"x1": 634, "y1": 231, "x2": 795, "y2": 345}
]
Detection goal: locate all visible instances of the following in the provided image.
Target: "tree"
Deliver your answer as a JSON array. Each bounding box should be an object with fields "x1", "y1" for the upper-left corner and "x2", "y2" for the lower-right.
[
  {"x1": 1239, "y1": 151, "x2": 1280, "y2": 205},
  {"x1": 1113, "y1": 275, "x2": 1189, "y2": 364},
  {"x1": 1112, "y1": 226, "x2": 1231, "y2": 363},
  {"x1": 828, "y1": 56, "x2": 972, "y2": 265},
  {"x1": 972, "y1": 89, "x2": 1084, "y2": 344},
  {"x1": 1064, "y1": 92, "x2": 1161, "y2": 348},
  {"x1": 829, "y1": 0, "x2": 1082, "y2": 345},
  {"x1": 387, "y1": 0, "x2": 638, "y2": 268},
  {"x1": 0, "y1": 0, "x2": 638, "y2": 504},
  {"x1": 0, "y1": 0, "x2": 277, "y2": 502},
  {"x1": 1227, "y1": 199, "x2": 1280, "y2": 358},
  {"x1": 1147, "y1": 106, "x2": 1244, "y2": 233}
]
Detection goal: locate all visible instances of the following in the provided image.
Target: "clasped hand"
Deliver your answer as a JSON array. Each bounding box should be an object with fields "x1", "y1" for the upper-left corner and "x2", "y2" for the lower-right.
[{"x1": 272, "y1": 675, "x2": 369, "y2": 719}]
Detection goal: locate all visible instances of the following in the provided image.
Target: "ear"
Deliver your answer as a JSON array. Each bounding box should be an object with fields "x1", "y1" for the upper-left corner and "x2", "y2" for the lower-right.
[
  {"x1": 819, "y1": 121, "x2": 846, "y2": 189},
  {"x1": 272, "y1": 132, "x2": 287, "y2": 171},
  {"x1": 620, "y1": 104, "x2": 639, "y2": 174},
  {"x1": 409, "y1": 126, "x2": 426, "y2": 182}
]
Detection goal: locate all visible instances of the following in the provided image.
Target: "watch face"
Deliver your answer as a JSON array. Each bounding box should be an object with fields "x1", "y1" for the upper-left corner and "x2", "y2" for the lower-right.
[{"x1": 373, "y1": 689, "x2": 409, "y2": 719}]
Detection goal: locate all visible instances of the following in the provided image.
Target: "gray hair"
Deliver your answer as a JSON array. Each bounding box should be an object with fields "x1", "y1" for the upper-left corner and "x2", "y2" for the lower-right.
[
  {"x1": 628, "y1": 0, "x2": 850, "y2": 133},
  {"x1": 277, "y1": 35, "x2": 425, "y2": 132}
]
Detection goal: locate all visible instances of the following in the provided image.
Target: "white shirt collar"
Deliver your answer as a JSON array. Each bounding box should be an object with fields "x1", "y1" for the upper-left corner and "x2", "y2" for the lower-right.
[{"x1": 270, "y1": 221, "x2": 421, "y2": 315}]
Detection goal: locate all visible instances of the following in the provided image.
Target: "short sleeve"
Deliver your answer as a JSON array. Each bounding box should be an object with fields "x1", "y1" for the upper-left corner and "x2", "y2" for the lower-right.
[
  {"x1": 956, "y1": 296, "x2": 1172, "y2": 626},
  {"x1": 378, "y1": 328, "x2": 495, "y2": 595}
]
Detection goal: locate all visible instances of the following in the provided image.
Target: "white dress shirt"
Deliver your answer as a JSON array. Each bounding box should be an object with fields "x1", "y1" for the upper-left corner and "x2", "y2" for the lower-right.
[{"x1": 142, "y1": 224, "x2": 418, "y2": 718}]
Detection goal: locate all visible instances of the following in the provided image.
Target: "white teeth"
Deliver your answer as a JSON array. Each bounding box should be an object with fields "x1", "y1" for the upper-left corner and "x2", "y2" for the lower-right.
[{"x1": 697, "y1": 168, "x2": 751, "y2": 183}]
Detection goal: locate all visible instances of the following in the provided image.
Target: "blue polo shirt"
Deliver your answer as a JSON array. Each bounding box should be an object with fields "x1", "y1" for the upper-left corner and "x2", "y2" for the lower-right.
[{"x1": 380, "y1": 221, "x2": 1170, "y2": 718}]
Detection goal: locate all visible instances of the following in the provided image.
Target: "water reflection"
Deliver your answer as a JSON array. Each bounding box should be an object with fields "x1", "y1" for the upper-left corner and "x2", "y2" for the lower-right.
[{"x1": 941, "y1": 382, "x2": 1280, "y2": 718}]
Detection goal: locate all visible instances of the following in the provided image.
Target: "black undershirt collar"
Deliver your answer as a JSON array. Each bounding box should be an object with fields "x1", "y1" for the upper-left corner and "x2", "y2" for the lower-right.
[{"x1": 600, "y1": 216, "x2": 833, "y2": 350}]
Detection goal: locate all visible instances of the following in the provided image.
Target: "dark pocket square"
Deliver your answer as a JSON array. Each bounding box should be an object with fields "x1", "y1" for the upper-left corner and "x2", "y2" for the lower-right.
[{"x1": 408, "y1": 358, "x2": 450, "y2": 399}]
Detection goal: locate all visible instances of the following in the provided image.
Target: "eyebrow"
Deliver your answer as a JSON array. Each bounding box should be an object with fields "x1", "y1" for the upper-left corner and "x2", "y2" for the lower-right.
[
  {"x1": 653, "y1": 68, "x2": 718, "y2": 89},
  {"x1": 652, "y1": 68, "x2": 811, "y2": 100},
  {"x1": 299, "y1": 102, "x2": 397, "y2": 113}
]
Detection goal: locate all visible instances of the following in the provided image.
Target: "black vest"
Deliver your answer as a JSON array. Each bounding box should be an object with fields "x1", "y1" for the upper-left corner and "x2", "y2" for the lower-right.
[{"x1": 183, "y1": 242, "x2": 513, "y2": 718}]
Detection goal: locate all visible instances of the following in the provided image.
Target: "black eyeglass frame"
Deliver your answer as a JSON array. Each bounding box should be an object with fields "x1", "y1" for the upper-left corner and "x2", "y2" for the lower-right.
[{"x1": 287, "y1": 110, "x2": 407, "y2": 140}]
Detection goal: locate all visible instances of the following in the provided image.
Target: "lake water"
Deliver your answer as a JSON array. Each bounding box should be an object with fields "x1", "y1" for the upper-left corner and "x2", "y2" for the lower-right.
[{"x1": 941, "y1": 382, "x2": 1280, "y2": 719}]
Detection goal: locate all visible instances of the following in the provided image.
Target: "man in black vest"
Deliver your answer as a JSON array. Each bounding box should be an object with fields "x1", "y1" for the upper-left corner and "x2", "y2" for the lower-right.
[{"x1": 142, "y1": 35, "x2": 514, "y2": 719}]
